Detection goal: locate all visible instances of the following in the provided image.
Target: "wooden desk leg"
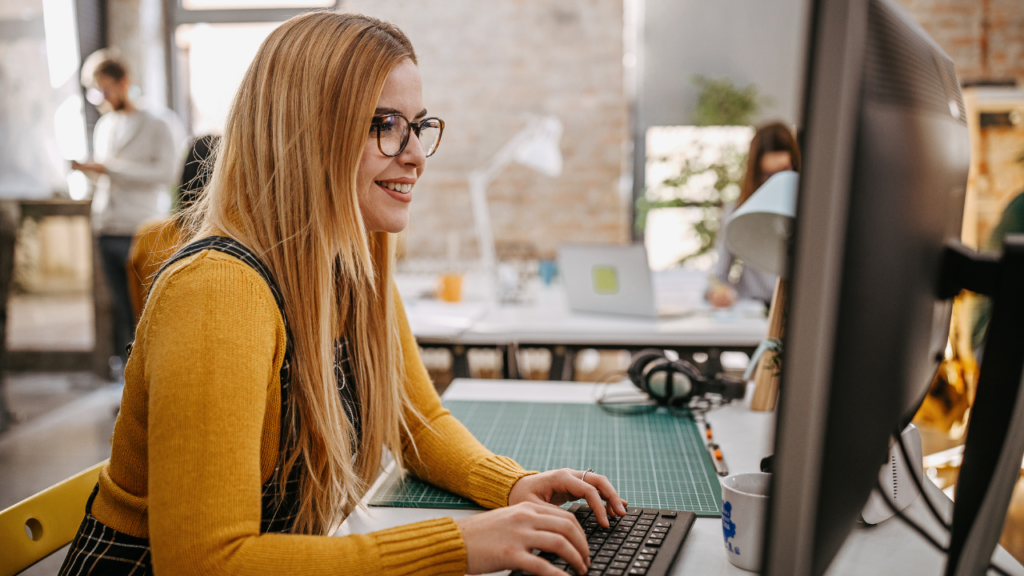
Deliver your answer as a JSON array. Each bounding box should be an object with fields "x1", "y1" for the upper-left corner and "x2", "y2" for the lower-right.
[
  {"x1": 751, "y1": 279, "x2": 787, "y2": 412},
  {"x1": 451, "y1": 346, "x2": 471, "y2": 379}
]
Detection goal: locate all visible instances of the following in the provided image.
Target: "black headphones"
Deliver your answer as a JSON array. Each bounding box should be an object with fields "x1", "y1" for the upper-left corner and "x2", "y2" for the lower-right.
[{"x1": 626, "y1": 349, "x2": 746, "y2": 407}]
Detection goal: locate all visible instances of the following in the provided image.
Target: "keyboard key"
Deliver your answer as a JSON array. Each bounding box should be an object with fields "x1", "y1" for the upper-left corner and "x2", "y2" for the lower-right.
[
  {"x1": 660, "y1": 511, "x2": 677, "y2": 519},
  {"x1": 639, "y1": 548, "x2": 658, "y2": 556},
  {"x1": 628, "y1": 568, "x2": 647, "y2": 575},
  {"x1": 610, "y1": 562, "x2": 629, "y2": 569},
  {"x1": 653, "y1": 521, "x2": 672, "y2": 528},
  {"x1": 606, "y1": 570, "x2": 625, "y2": 576},
  {"x1": 592, "y1": 563, "x2": 608, "y2": 570},
  {"x1": 590, "y1": 571, "x2": 603, "y2": 576},
  {"x1": 640, "y1": 514, "x2": 657, "y2": 520},
  {"x1": 614, "y1": 554, "x2": 634, "y2": 563},
  {"x1": 651, "y1": 527, "x2": 668, "y2": 534},
  {"x1": 635, "y1": 554, "x2": 655, "y2": 562},
  {"x1": 644, "y1": 539, "x2": 663, "y2": 547},
  {"x1": 633, "y1": 561, "x2": 650, "y2": 568},
  {"x1": 637, "y1": 519, "x2": 653, "y2": 526},
  {"x1": 622, "y1": 542, "x2": 640, "y2": 550},
  {"x1": 597, "y1": 550, "x2": 615, "y2": 557},
  {"x1": 627, "y1": 537, "x2": 644, "y2": 543}
]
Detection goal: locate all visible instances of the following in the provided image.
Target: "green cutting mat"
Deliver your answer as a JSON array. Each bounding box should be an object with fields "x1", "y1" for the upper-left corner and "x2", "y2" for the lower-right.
[{"x1": 369, "y1": 401, "x2": 723, "y2": 517}]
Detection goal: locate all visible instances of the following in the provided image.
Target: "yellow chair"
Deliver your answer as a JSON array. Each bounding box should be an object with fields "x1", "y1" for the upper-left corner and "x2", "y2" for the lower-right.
[{"x1": 0, "y1": 460, "x2": 107, "y2": 576}]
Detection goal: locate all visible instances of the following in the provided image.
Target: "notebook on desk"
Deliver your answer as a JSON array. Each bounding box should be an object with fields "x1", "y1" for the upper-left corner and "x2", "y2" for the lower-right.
[{"x1": 557, "y1": 244, "x2": 692, "y2": 318}]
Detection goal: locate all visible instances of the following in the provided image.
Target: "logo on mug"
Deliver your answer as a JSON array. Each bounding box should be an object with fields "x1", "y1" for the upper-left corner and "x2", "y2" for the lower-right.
[{"x1": 722, "y1": 501, "x2": 740, "y2": 555}]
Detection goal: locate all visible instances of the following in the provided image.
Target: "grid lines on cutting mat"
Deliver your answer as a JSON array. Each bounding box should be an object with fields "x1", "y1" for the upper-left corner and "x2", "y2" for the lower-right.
[{"x1": 368, "y1": 401, "x2": 722, "y2": 516}]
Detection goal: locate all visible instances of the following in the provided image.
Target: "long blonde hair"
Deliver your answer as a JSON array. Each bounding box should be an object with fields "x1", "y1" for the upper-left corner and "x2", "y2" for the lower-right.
[{"x1": 184, "y1": 11, "x2": 422, "y2": 535}]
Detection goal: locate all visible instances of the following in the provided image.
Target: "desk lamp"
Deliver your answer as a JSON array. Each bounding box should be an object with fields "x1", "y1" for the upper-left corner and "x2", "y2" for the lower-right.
[
  {"x1": 468, "y1": 115, "x2": 563, "y2": 296},
  {"x1": 724, "y1": 170, "x2": 798, "y2": 411}
]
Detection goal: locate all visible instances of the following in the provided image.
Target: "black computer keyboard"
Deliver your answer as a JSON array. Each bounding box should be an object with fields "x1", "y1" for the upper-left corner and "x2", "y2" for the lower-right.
[{"x1": 511, "y1": 503, "x2": 696, "y2": 576}]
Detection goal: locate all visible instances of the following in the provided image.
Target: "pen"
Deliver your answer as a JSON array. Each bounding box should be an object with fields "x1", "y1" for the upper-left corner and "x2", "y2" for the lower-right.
[{"x1": 704, "y1": 422, "x2": 729, "y2": 476}]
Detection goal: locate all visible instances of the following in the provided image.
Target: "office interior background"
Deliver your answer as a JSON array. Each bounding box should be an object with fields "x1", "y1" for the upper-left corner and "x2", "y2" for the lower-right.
[{"x1": 0, "y1": 0, "x2": 1023, "y2": 573}]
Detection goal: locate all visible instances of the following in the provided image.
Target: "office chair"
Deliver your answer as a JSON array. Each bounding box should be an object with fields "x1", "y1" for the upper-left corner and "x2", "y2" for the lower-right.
[{"x1": 0, "y1": 460, "x2": 107, "y2": 576}]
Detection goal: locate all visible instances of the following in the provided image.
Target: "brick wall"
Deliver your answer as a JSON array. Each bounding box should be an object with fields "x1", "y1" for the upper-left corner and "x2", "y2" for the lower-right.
[
  {"x1": 897, "y1": 0, "x2": 1024, "y2": 84},
  {"x1": 346, "y1": 0, "x2": 630, "y2": 260}
]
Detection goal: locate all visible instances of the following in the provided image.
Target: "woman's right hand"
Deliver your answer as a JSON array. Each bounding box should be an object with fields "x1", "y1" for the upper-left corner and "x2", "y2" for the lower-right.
[{"x1": 455, "y1": 502, "x2": 591, "y2": 576}]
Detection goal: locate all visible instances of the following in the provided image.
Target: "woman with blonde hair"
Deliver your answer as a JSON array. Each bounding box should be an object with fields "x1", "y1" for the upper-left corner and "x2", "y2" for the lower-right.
[{"x1": 60, "y1": 12, "x2": 624, "y2": 576}]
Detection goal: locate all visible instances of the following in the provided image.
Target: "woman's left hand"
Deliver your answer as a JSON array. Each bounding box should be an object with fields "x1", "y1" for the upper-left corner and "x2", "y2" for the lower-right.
[{"x1": 508, "y1": 468, "x2": 628, "y2": 527}]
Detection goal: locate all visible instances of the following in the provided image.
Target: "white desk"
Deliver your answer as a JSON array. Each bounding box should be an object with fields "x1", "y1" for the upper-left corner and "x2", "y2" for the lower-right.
[
  {"x1": 400, "y1": 269, "x2": 769, "y2": 379},
  {"x1": 338, "y1": 379, "x2": 1024, "y2": 575}
]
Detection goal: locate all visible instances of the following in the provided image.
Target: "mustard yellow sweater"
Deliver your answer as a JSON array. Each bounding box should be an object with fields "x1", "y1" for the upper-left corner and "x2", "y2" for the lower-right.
[{"x1": 92, "y1": 249, "x2": 533, "y2": 575}]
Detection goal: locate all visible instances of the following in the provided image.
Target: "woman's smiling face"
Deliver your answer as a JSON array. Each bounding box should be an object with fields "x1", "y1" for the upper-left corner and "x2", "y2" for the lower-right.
[{"x1": 355, "y1": 58, "x2": 427, "y2": 234}]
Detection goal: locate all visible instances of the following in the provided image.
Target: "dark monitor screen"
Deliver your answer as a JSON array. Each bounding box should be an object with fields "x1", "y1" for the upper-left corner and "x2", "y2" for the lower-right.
[{"x1": 764, "y1": 0, "x2": 970, "y2": 574}]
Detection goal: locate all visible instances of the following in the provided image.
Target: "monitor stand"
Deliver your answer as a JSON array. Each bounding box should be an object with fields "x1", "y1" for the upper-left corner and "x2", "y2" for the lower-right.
[{"x1": 939, "y1": 235, "x2": 1024, "y2": 576}]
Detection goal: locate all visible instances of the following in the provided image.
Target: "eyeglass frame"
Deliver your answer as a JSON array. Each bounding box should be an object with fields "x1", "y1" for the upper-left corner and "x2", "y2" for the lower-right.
[{"x1": 370, "y1": 114, "x2": 445, "y2": 158}]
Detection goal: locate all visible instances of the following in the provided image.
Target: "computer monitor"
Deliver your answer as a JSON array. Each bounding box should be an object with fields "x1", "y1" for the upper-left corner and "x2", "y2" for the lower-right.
[{"x1": 763, "y1": 0, "x2": 973, "y2": 574}]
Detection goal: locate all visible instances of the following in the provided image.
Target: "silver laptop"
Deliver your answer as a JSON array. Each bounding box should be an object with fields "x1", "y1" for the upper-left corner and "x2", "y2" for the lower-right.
[{"x1": 557, "y1": 244, "x2": 689, "y2": 318}]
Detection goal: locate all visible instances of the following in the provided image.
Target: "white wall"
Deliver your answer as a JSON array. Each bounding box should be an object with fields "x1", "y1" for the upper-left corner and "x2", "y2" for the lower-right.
[{"x1": 641, "y1": 0, "x2": 810, "y2": 128}]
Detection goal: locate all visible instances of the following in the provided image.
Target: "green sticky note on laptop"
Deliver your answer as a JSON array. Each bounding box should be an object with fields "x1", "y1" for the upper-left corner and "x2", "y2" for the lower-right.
[{"x1": 591, "y1": 265, "x2": 619, "y2": 294}]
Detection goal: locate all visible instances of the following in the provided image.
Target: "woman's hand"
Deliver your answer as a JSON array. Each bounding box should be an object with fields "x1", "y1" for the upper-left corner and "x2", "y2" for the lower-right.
[
  {"x1": 456, "y1": 502, "x2": 591, "y2": 575},
  {"x1": 508, "y1": 468, "x2": 628, "y2": 528},
  {"x1": 707, "y1": 284, "x2": 737, "y2": 308}
]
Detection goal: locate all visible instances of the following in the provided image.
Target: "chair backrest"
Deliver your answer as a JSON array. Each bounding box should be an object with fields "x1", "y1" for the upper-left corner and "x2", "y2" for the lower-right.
[{"x1": 0, "y1": 460, "x2": 107, "y2": 576}]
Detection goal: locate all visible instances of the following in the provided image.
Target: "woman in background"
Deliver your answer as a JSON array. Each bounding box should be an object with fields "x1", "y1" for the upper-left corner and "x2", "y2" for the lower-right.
[
  {"x1": 707, "y1": 121, "x2": 801, "y2": 308},
  {"x1": 61, "y1": 12, "x2": 624, "y2": 576},
  {"x1": 127, "y1": 135, "x2": 219, "y2": 321}
]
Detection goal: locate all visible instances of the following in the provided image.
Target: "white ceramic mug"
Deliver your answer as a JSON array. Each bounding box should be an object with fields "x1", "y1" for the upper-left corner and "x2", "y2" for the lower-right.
[{"x1": 721, "y1": 472, "x2": 771, "y2": 572}]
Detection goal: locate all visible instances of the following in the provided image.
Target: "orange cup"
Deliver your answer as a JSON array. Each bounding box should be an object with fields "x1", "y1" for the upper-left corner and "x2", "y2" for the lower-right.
[{"x1": 438, "y1": 273, "x2": 463, "y2": 302}]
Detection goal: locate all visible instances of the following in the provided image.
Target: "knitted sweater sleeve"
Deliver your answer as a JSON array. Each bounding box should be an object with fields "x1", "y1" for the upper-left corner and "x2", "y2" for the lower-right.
[
  {"x1": 144, "y1": 255, "x2": 467, "y2": 576},
  {"x1": 394, "y1": 290, "x2": 537, "y2": 509}
]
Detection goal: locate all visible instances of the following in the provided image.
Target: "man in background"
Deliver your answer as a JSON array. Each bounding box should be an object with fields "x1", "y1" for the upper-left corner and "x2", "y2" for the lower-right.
[{"x1": 72, "y1": 58, "x2": 178, "y2": 374}]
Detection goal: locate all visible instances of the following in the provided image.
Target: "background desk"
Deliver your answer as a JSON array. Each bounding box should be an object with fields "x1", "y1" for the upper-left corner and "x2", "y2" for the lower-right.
[
  {"x1": 337, "y1": 379, "x2": 1024, "y2": 576},
  {"x1": 400, "y1": 269, "x2": 769, "y2": 380}
]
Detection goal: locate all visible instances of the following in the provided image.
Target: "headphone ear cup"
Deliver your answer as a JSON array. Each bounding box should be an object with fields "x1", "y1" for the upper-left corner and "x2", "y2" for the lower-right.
[
  {"x1": 671, "y1": 369, "x2": 694, "y2": 399},
  {"x1": 667, "y1": 359, "x2": 704, "y2": 402},
  {"x1": 644, "y1": 360, "x2": 674, "y2": 400},
  {"x1": 628, "y1": 349, "x2": 669, "y2": 393}
]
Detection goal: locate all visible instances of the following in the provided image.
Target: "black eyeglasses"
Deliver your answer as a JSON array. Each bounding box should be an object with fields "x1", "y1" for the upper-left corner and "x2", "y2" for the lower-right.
[{"x1": 370, "y1": 114, "x2": 445, "y2": 158}]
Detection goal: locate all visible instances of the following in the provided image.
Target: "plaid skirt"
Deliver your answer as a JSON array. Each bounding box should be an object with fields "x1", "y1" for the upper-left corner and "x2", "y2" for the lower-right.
[{"x1": 58, "y1": 237, "x2": 359, "y2": 575}]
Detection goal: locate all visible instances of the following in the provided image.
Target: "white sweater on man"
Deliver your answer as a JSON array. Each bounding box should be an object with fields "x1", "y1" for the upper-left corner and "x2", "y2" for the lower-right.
[{"x1": 91, "y1": 109, "x2": 178, "y2": 236}]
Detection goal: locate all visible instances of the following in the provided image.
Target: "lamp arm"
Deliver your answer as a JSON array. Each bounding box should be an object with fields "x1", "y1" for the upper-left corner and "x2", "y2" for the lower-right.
[{"x1": 468, "y1": 120, "x2": 545, "y2": 275}]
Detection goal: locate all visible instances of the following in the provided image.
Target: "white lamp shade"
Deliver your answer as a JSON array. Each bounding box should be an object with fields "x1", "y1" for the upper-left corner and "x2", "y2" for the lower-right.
[
  {"x1": 724, "y1": 170, "x2": 799, "y2": 277},
  {"x1": 513, "y1": 116, "x2": 563, "y2": 177}
]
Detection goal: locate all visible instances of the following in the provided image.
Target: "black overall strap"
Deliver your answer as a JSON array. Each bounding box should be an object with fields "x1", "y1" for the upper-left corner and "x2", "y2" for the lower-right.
[{"x1": 150, "y1": 237, "x2": 360, "y2": 533}]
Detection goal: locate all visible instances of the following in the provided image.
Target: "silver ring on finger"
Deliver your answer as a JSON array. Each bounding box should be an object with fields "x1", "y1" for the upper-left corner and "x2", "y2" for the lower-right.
[{"x1": 581, "y1": 468, "x2": 594, "y2": 483}]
